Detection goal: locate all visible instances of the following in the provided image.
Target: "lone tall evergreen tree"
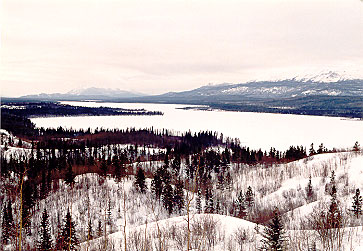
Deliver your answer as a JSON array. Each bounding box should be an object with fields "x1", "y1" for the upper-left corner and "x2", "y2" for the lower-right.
[
  {"x1": 56, "y1": 209, "x2": 79, "y2": 250},
  {"x1": 351, "y1": 188, "x2": 362, "y2": 219},
  {"x1": 38, "y1": 208, "x2": 53, "y2": 251},
  {"x1": 260, "y1": 209, "x2": 286, "y2": 251},
  {"x1": 327, "y1": 183, "x2": 342, "y2": 229},
  {"x1": 134, "y1": 167, "x2": 146, "y2": 193},
  {"x1": 23, "y1": 180, "x2": 35, "y2": 235}
]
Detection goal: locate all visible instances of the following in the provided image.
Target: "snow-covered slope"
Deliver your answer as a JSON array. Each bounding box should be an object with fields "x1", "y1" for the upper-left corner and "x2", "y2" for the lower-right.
[
  {"x1": 157, "y1": 71, "x2": 363, "y2": 99},
  {"x1": 1, "y1": 136, "x2": 362, "y2": 250}
]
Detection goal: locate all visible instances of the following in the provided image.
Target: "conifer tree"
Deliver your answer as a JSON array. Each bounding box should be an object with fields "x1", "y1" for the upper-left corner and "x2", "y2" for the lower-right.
[
  {"x1": 106, "y1": 200, "x2": 112, "y2": 227},
  {"x1": 205, "y1": 188, "x2": 214, "y2": 213},
  {"x1": 162, "y1": 183, "x2": 174, "y2": 215},
  {"x1": 317, "y1": 143, "x2": 324, "y2": 154},
  {"x1": 306, "y1": 176, "x2": 314, "y2": 200},
  {"x1": 196, "y1": 188, "x2": 202, "y2": 214},
  {"x1": 225, "y1": 171, "x2": 232, "y2": 190},
  {"x1": 260, "y1": 209, "x2": 287, "y2": 251},
  {"x1": 64, "y1": 164, "x2": 75, "y2": 186},
  {"x1": 1, "y1": 200, "x2": 15, "y2": 244},
  {"x1": 151, "y1": 169, "x2": 163, "y2": 199},
  {"x1": 1, "y1": 204, "x2": 8, "y2": 244},
  {"x1": 134, "y1": 167, "x2": 146, "y2": 193},
  {"x1": 97, "y1": 220, "x2": 103, "y2": 237},
  {"x1": 171, "y1": 155, "x2": 181, "y2": 175},
  {"x1": 235, "y1": 191, "x2": 247, "y2": 218},
  {"x1": 173, "y1": 180, "x2": 184, "y2": 213},
  {"x1": 309, "y1": 143, "x2": 315, "y2": 156},
  {"x1": 57, "y1": 209, "x2": 79, "y2": 250},
  {"x1": 351, "y1": 188, "x2": 362, "y2": 219},
  {"x1": 215, "y1": 199, "x2": 221, "y2": 214},
  {"x1": 353, "y1": 141, "x2": 360, "y2": 152},
  {"x1": 1, "y1": 203, "x2": 10, "y2": 244},
  {"x1": 100, "y1": 158, "x2": 108, "y2": 177},
  {"x1": 217, "y1": 173, "x2": 225, "y2": 191},
  {"x1": 327, "y1": 183, "x2": 342, "y2": 229},
  {"x1": 245, "y1": 186, "x2": 254, "y2": 207},
  {"x1": 325, "y1": 171, "x2": 336, "y2": 196},
  {"x1": 23, "y1": 180, "x2": 35, "y2": 236},
  {"x1": 38, "y1": 208, "x2": 53, "y2": 251}
]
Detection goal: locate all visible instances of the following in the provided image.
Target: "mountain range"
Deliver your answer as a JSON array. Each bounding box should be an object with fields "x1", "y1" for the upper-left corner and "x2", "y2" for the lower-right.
[
  {"x1": 13, "y1": 71, "x2": 363, "y2": 118},
  {"x1": 19, "y1": 87, "x2": 143, "y2": 101}
]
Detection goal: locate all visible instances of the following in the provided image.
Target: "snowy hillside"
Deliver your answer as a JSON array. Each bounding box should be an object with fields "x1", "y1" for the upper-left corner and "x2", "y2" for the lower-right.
[
  {"x1": 3, "y1": 151, "x2": 361, "y2": 250},
  {"x1": 1, "y1": 127, "x2": 362, "y2": 250}
]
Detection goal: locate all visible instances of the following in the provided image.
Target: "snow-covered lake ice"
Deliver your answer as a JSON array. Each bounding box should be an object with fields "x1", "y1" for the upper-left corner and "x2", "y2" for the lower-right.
[{"x1": 30, "y1": 101, "x2": 363, "y2": 151}]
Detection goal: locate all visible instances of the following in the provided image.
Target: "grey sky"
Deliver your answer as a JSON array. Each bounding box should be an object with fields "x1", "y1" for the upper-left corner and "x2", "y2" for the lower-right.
[{"x1": 1, "y1": 0, "x2": 362, "y2": 97}]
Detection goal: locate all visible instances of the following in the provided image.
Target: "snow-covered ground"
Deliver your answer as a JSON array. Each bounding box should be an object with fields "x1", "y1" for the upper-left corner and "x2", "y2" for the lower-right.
[
  {"x1": 1, "y1": 129, "x2": 362, "y2": 250},
  {"x1": 29, "y1": 151, "x2": 363, "y2": 250}
]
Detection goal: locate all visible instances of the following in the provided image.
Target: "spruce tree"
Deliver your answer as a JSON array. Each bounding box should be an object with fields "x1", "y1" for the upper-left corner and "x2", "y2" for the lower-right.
[
  {"x1": 217, "y1": 173, "x2": 225, "y2": 191},
  {"x1": 38, "y1": 208, "x2": 53, "y2": 251},
  {"x1": 235, "y1": 191, "x2": 247, "y2": 218},
  {"x1": 353, "y1": 141, "x2": 360, "y2": 151},
  {"x1": 97, "y1": 220, "x2": 103, "y2": 237},
  {"x1": 134, "y1": 167, "x2": 146, "y2": 193},
  {"x1": 260, "y1": 209, "x2": 286, "y2": 251},
  {"x1": 173, "y1": 180, "x2": 184, "y2": 213},
  {"x1": 106, "y1": 200, "x2": 112, "y2": 228},
  {"x1": 215, "y1": 199, "x2": 221, "y2": 214},
  {"x1": 1, "y1": 203, "x2": 10, "y2": 244},
  {"x1": 205, "y1": 188, "x2": 214, "y2": 213},
  {"x1": 2, "y1": 201, "x2": 15, "y2": 244},
  {"x1": 245, "y1": 186, "x2": 254, "y2": 207},
  {"x1": 309, "y1": 143, "x2": 315, "y2": 156},
  {"x1": 151, "y1": 170, "x2": 163, "y2": 199},
  {"x1": 351, "y1": 188, "x2": 362, "y2": 219},
  {"x1": 317, "y1": 143, "x2": 324, "y2": 154},
  {"x1": 23, "y1": 180, "x2": 35, "y2": 235},
  {"x1": 196, "y1": 188, "x2": 202, "y2": 214},
  {"x1": 225, "y1": 171, "x2": 232, "y2": 190},
  {"x1": 327, "y1": 184, "x2": 342, "y2": 229},
  {"x1": 64, "y1": 164, "x2": 75, "y2": 186},
  {"x1": 162, "y1": 183, "x2": 174, "y2": 215},
  {"x1": 306, "y1": 176, "x2": 314, "y2": 200},
  {"x1": 57, "y1": 209, "x2": 79, "y2": 250}
]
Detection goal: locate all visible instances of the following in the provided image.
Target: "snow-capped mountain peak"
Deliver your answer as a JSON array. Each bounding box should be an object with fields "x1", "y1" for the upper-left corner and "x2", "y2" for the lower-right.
[{"x1": 293, "y1": 70, "x2": 354, "y2": 83}]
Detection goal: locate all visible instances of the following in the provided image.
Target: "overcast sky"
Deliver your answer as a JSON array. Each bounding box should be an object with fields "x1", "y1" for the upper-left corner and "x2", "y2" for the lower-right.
[{"x1": 1, "y1": 0, "x2": 362, "y2": 97}]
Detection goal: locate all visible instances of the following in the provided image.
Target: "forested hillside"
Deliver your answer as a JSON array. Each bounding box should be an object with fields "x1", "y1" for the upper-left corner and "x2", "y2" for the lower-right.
[{"x1": 0, "y1": 124, "x2": 362, "y2": 250}]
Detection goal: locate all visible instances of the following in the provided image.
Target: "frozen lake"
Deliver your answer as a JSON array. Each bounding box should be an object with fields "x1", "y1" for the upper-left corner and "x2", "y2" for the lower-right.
[{"x1": 31, "y1": 101, "x2": 363, "y2": 151}]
